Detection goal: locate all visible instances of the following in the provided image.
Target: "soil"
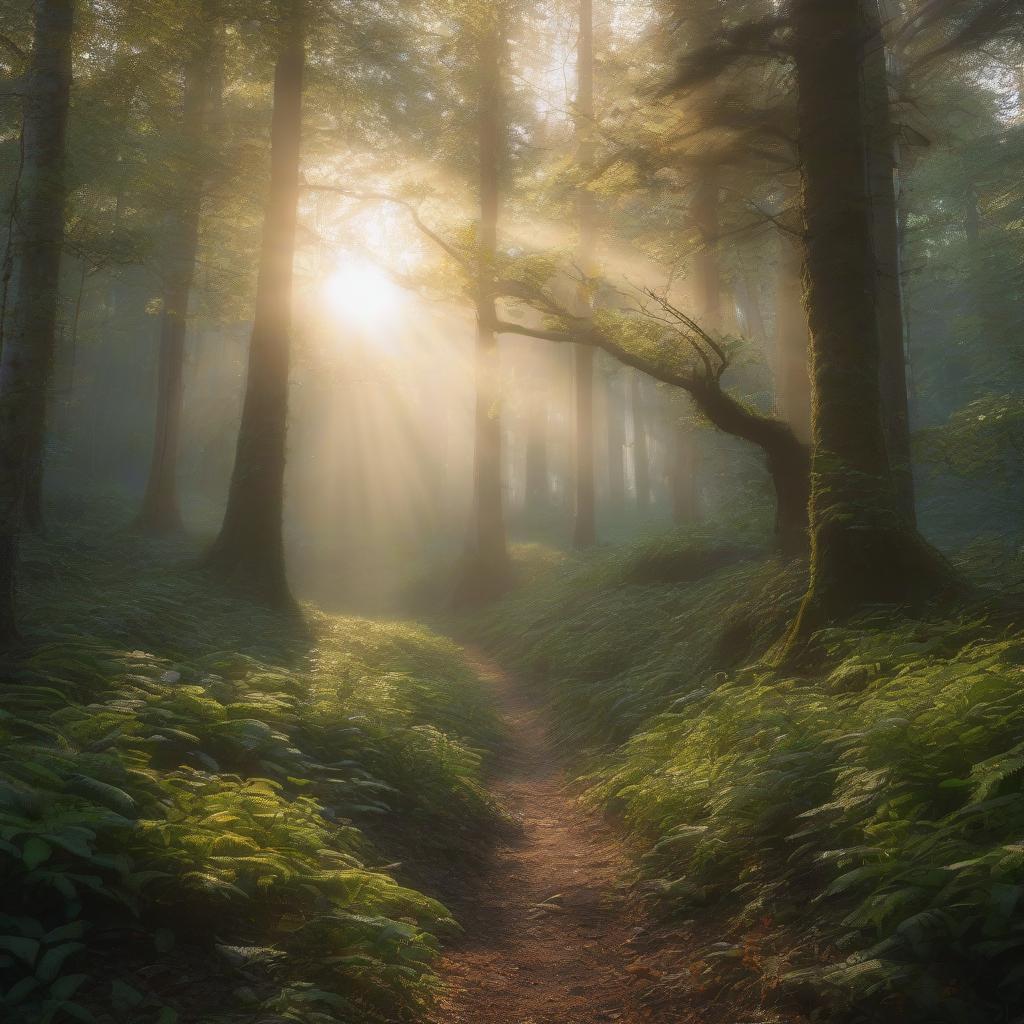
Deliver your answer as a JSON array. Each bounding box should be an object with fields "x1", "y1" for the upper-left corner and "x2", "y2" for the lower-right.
[{"x1": 429, "y1": 651, "x2": 662, "y2": 1024}]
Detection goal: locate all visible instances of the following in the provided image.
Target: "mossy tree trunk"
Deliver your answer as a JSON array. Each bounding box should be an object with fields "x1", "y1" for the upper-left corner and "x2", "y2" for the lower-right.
[
  {"x1": 205, "y1": 0, "x2": 303, "y2": 609},
  {"x1": 786, "y1": 0, "x2": 955, "y2": 645},
  {"x1": 454, "y1": 16, "x2": 511, "y2": 604},
  {"x1": 0, "y1": 0, "x2": 74, "y2": 646}
]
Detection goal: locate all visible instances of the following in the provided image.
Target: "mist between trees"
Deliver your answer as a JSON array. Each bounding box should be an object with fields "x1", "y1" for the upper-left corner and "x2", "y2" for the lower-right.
[{"x1": 0, "y1": 0, "x2": 1021, "y2": 643}]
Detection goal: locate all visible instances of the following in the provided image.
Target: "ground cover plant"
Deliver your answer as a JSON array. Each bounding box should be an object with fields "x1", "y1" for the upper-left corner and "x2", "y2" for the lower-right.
[
  {"x1": 0, "y1": 505, "x2": 503, "y2": 1024},
  {"x1": 470, "y1": 532, "x2": 1024, "y2": 1022}
]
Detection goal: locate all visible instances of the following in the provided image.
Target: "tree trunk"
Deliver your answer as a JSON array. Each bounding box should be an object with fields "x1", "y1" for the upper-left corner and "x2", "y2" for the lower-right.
[
  {"x1": 605, "y1": 365, "x2": 625, "y2": 516},
  {"x1": 736, "y1": 267, "x2": 767, "y2": 346},
  {"x1": 204, "y1": 0, "x2": 303, "y2": 609},
  {"x1": 524, "y1": 388, "x2": 549, "y2": 514},
  {"x1": 453, "y1": 17, "x2": 510, "y2": 604},
  {"x1": 661, "y1": 167, "x2": 722, "y2": 528},
  {"x1": 573, "y1": 344, "x2": 596, "y2": 546},
  {"x1": 691, "y1": 170, "x2": 722, "y2": 329},
  {"x1": 774, "y1": 234, "x2": 812, "y2": 443},
  {"x1": 786, "y1": 0, "x2": 954, "y2": 644},
  {"x1": 572, "y1": 0, "x2": 597, "y2": 550},
  {"x1": 0, "y1": 0, "x2": 74, "y2": 646},
  {"x1": 22, "y1": 396, "x2": 46, "y2": 534},
  {"x1": 665, "y1": 393, "x2": 700, "y2": 524},
  {"x1": 137, "y1": 11, "x2": 218, "y2": 534},
  {"x1": 863, "y1": 0, "x2": 916, "y2": 523},
  {"x1": 630, "y1": 369, "x2": 650, "y2": 513}
]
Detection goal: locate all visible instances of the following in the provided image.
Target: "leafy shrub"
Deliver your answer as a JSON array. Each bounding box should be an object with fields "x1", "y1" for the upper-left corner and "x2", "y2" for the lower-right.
[
  {"x1": 471, "y1": 534, "x2": 805, "y2": 753},
  {"x1": 473, "y1": 529, "x2": 1024, "y2": 1022},
  {"x1": 1, "y1": 515, "x2": 503, "y2": 1024}
]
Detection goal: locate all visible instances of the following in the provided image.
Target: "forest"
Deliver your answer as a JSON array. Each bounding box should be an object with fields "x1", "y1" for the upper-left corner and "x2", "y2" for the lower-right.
[{"x1": 1, "y1": 0, "x2": 1023, "y2": 1021}]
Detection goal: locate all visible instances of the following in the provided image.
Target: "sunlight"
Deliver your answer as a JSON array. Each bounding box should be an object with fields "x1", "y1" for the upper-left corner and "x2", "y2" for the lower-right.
[{"x1": 321, "y1": 259, "x2": 404, "y2": 330}]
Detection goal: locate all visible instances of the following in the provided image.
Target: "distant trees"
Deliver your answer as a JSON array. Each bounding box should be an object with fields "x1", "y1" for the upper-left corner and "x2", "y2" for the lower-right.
[
  {"x1": 571, "y1": 0, "x2": 597, "y2": 550},
  {"x1": 137, "y1": 1, "x2": 221, "y2": 533},
  {"x1": 0, "y1": 0, "x2": 1017, "y2": 634},
  {"x1": 0, "y1": 0, "x2": 74, "y2": 644},
  {"x1": 453, "y1": 8, "x2": 512, "y2": 604}
]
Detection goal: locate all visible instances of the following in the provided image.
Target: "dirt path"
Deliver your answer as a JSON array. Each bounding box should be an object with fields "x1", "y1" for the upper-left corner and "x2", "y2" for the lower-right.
[{"x1": 430, "y1": 652, "x2": 659, "y2": 1024}]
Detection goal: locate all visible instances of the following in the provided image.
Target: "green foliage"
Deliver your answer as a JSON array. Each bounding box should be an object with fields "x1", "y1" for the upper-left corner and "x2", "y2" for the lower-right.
[
  {"x1": 471, "y1": 528, "x2": 803, "y2": 754},
  {"x1": 2, "y1": 515, "x2": 502, "y2": 1024},
  {"x1": 474, "y1": 528, "x2": 1024, "y2": 1021},
  {"x1": 918, "y1": 394, "x2": 1024, "y2": 484}
]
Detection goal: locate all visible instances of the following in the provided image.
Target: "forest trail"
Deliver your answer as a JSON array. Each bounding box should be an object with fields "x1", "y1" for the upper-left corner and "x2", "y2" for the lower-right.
[{"x1": 431, "y1": 651, "x2": 661, "y2": 1024}]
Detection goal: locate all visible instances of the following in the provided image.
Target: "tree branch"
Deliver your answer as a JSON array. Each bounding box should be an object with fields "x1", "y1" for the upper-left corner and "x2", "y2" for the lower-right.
[{"x1": 301, "y1": 179, "x2": 471, "y2": 270}]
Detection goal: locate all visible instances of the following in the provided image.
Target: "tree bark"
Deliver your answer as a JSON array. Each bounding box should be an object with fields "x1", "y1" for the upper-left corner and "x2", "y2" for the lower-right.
[
  {"x1": 0, "y1": 0, "x2": 74, "y2": 646},
  {"x1": 204, "y1": 0, "x2": 303, "y2": 609},
  {"x1": 22, "y1": 395, "x2": 46, "y2": 534},
  {"x1": 774, "y1": 233, "x2": 812, "y2": 443},
  {"x1": 665, "y1": 393, "x2": 700, "y2": 524},
  {"x1": 137, "y1": 8, "x2": 218, "y2": 534},
  {"x1": 863, "y1": 0, "x2": 916, "y2": 523},
  {"x1": 453, "y1": 17, "x2": 511, "y2": 604},
  {"x1": 786, "y1": 0, "x2": 954, "y2": 646},
  {"x1": 572, "y1": 0, "x2": 597, "y2": 549}
]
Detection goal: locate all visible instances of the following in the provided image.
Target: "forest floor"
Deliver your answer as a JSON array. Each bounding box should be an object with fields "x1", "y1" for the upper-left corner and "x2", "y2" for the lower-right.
[{"x1": 429, "y1": 651, "x2": 670, "y2": 1024}]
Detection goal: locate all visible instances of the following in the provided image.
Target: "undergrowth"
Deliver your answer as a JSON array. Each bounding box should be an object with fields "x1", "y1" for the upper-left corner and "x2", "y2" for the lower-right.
[
  {"x1": 470, "y1": 529, "x2": 1024, "y2": 1022},
  {"x1": 1, "y1": 505, "x2": 503, "y2": 1024}
]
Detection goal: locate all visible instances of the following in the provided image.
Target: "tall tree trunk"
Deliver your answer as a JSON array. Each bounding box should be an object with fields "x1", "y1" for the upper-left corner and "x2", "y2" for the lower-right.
[
  {"x1": 137, "y1": 9, "x2": 218, "y2": 533},
  {"x1": 786, "y1": 0, "x2": 953, "y2": 646},
  {"x1": 691, "y1": 170, "x2": 722, "y2": 328},
  {"x1": 605, "y1": 365, "x2": 625, "y2": 517},
  {"x1": 454, "y1": 17, "x2": 510, "y2": 604},
  {"x1": 774, "y1": 234, "x2": 812, "y2": 443},
  {"x1": 22, "y1": 397, "x2": 46, "y2": 534},
  {"x1": 664, "y1": 169, "x2": 721, "y2": 527},
  {"x1": 735, "y1": 267, "x2": 767, "y2": 346},
  {"x1": 666, "y1": 393, "x2": 699, "y2": 524},
  {"x1": 863, "y1": 0, "x2": 916, "y2": 523},
  {"x1": 0, "y1": 0, "x2": 74, "y2": 646},
  {"x1": 630, "y1": 369, "x2": 650, "y2": 513},
  {"x1": 524, "y1": 388, "x2": 548, "y2": 514},
  {"x1": 572, "y1": 0, "x2": 597, "y2": 549},
  {"x1": 205, "y1": 0, "x2": 303, "y2": 609}
]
